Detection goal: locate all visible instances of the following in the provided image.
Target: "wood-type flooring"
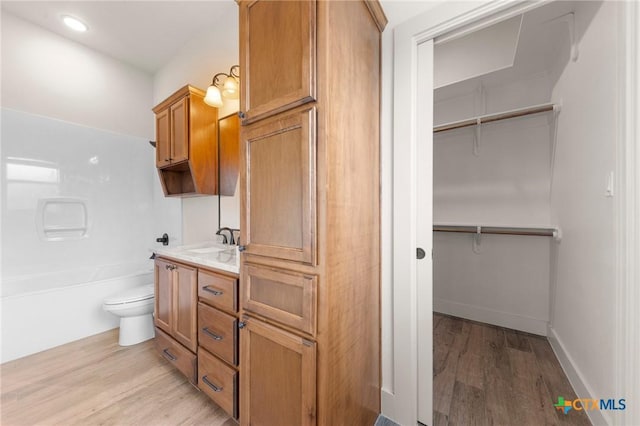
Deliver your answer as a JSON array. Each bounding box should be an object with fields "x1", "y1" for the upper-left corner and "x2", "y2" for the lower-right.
[
  {"x1": 1, "y1": 330, "x2": 235, "y2": 426},
  {"x1": 1, "y1": 315, "x2": 593, "y2": 426},
  {"x1": 433, "y1": 312, "x2": 592, "y2": 426}
]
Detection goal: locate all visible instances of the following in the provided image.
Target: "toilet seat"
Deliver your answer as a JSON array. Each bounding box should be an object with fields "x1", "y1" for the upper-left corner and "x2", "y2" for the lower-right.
[{"x1": 104, "y1": 283, "x2": 154, "y2": 305}]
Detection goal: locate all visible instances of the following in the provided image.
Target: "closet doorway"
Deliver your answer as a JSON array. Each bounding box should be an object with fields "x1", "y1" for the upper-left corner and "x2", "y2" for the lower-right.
[{"x1": 403, "y1": 1, "x2": 637, "y2": 425}]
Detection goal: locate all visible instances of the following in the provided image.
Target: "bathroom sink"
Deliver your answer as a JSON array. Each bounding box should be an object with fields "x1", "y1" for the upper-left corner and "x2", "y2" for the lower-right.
[{"x1": 187, "y1": 247, "x2": 226, "y2": 254}]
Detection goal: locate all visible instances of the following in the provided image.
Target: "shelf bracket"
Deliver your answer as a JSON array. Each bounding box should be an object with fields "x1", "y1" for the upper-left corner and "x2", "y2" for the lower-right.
[
  {"x1": 553, "y1": 227, "x2": 563, "y2": 242},
  {"x1": 549, "y1": 100, "x2": 562, "y2": 195},
  {"x1": 473, "y1": 118, "x2": 481, "y2": 156},
  {"x1": 472, "y1": 226, "x2": 482, "y2": 254}
]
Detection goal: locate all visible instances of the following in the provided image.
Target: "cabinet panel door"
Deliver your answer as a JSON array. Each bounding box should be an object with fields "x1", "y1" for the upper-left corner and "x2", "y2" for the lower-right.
[
  {"x1": 172, "y1": 263, "x2": 198, "y2": 352},
  {"x1": 242, "y1": 263, "x2": 316, "y2": 335},
  {"x1": 240, "y1": 0, "x2": 316, "y2": 123},
  {"x1": 240, "y1": 318, "x2": 316, "y2": 426},
  {"x1": 155, "y1": 108, "x2": 171, "y2": 168},
  {"x1": 170, "y1": 96, "x2": 189, "y2": 164},
  {"x1": 154, "y1": 259, "x2": 172, "y2": 333},
  {"x1": 241, "y1": 106, "x2": 316, "y2": 264}
]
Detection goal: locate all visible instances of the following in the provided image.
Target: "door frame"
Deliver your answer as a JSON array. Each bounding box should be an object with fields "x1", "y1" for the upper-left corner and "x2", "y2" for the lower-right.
[{"x1": 389, "y1": 1, "x2": 640, "y2": 425}]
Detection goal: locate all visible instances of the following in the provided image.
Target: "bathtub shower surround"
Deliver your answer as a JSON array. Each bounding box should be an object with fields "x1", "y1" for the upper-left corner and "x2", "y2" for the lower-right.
[{"x1": 1, "y1": 108, "x2": 156, "y2": 362}]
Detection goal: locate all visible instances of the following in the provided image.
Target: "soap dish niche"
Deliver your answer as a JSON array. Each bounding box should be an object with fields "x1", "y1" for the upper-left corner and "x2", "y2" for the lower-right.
[{"x1": 36, "y1": 197, "x2": 90, "y2": 241}]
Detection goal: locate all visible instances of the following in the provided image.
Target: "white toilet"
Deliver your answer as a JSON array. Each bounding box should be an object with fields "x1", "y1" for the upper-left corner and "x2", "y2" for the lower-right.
[{"x1": 103, "y1": 283, "x2": 155, "y2": 346}]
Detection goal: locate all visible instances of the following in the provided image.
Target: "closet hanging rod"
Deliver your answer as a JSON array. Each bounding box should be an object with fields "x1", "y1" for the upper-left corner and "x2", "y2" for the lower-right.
[
  {"x1": 433, "y1": 102, "x2": 558, "y2": 134},
  {"x1": 433, "y1": 224, "x2": 559, "y2": 238}
]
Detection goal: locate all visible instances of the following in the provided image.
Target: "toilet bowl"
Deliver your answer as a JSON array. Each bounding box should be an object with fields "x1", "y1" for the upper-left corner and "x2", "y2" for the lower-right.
[{"x1": 103, "y1": 283, "x2": 155, "y2": 346}]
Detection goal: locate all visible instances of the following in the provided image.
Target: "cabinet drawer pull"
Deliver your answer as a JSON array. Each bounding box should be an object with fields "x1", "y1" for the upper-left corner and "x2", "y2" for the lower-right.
[
  {"x1": 165, "y1": 264, "x2": 177, "y2": 271},
  {"x1": 202, "y1": 286, "x2": 223, "y2": 296},
  {"x1": 201, "y1": 375, "x2": 223, "y2": 392},
  {"x1": 162, "y1": 348, "x2": 177, "y2": 361},
  {"x1": 202, "y1": 327, "x2": 223, "y2": 341}
]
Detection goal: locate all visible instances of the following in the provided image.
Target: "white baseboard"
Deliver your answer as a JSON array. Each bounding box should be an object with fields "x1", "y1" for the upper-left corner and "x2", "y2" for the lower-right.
[
  {"x1": 547, "y1": 326, "x2": 609, "y2": 426},
  {"x1": 434, "y1": 298, "x2": 548, "y2": 335},
  {"x1": 381, "y1": 388, "x2": 398, "y2": 424}
]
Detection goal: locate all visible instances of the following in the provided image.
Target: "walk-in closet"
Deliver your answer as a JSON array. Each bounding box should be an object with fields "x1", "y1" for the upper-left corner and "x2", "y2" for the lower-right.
[{"x1": 431, "y1": 1, "x2": 618, "y2": 424}]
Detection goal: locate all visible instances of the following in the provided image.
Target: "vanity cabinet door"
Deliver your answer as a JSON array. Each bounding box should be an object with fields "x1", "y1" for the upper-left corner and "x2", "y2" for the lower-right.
[
  {"x1": 240, "y1": 106, "x2": 316, "y2": 265},
  {"x1": 154, "y1": 258, "x2": 197, "y2": 353},
  {"x1": 239, "y1": 0, "x2": 316, "y2": 123},
  {"x1": 154, "y1": 258, "x2": 173, "y2": 334},
  {"x1": 240, "y1": 317, "x2": 316, "y2": 426},
  {"x1": 172, "y1": 263, "x2": 198, "y2": 352}
]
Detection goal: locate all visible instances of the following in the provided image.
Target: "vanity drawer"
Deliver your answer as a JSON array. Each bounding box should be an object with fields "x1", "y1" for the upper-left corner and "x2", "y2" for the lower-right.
[
  {"x1": 154, "y1": 327, "x2": 196, "y2": 385},
  {"x1": 198, "y1": 302, "x2": 238, "y2": 366},
  {"x1": 241, "y1": 263, "x2": 317, "y2": 335},
  {"x1": 198, "y1": 347, "x2": 238, "y2": 419},
  {"x1": 198, "y1": 270, "x2": 238, "y2": 313}
]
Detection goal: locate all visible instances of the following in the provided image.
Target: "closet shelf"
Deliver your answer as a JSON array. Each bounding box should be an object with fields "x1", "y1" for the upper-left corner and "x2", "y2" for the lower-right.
[
  {"x1": 433, "y1": 102, "x2": 559, "y2": 134},
  {"x1": 433, "y1": 224, "x2": 561, "y2": 240}
]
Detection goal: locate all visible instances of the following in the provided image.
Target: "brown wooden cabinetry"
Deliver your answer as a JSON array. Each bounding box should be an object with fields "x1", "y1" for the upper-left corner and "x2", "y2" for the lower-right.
[
  {"x1": 154, "y1": 257, "x2": 240, "y2": 418},
  {"x1": 196, "y1": 267, "x2": 240, "y2": 420},
  {"x1": 152, "y1": 85, "x2": 218, "y2": 197},
  {"x1": 241, "y1": 106, "x2": 316, "y2": 264},
  {"x1": 238, "y1": 0, "x2": 386, "y2": 424},
  {"x1": 240, "y1": 318, "x2": 316, "y2": 426},
  {"x1": 239, "y1": 0, "x2": 316, "y2": 123},
  {"x1": 154, "y1": 258, "x2": 198, "y2": 381}
]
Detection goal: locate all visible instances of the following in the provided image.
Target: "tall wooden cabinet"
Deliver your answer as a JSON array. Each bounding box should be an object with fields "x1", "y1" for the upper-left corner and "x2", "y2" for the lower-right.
[{"x1": 238, "y1": 1, "x2": 386, "y2": 424}]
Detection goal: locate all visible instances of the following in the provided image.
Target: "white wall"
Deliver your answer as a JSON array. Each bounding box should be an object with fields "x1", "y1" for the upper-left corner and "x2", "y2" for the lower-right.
[
  {"x1": 1, "y1": 13, "x2": 153, "y2": 139},
  {"x1": 432, "y1": 76, "x2": 555, "y2": 335},
  {"x1": 152, "y1": 1, "x2": 240, "y2": 243},
  {"x1": 548, "y1": 2, "x2": 618, "y2": 424}
]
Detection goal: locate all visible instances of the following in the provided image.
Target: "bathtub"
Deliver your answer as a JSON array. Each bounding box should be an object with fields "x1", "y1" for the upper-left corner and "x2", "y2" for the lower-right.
[{"x1": 1, "y1": 262, "x2": 154, "y2": 363}]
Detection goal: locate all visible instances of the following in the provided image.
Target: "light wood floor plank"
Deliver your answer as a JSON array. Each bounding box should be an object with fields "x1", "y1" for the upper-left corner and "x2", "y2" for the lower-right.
[{"x1": 1, "y1": 330, "x2": 233, "y2": 426}]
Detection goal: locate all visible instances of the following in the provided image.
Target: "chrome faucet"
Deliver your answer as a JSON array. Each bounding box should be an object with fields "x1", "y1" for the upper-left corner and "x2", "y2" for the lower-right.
[{"x1": 216, "y1": 227, "x2": 234, "y2": 245}]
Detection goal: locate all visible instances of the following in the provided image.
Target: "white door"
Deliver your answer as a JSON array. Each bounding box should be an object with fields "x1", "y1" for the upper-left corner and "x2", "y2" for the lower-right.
[{"x1": 416, "y1": 39, "x2": 434, "y2": 425}]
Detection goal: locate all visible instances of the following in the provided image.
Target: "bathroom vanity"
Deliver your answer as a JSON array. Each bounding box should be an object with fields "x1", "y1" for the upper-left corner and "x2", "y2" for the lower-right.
[{"x1": 153, "y1": 242, "x2": 240, "y2": 419}]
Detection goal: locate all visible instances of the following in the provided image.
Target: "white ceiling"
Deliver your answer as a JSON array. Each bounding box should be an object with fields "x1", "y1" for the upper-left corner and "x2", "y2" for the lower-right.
[
  {"x1": 1, "y1": 1, "x2": 435, "y2": 75},
  {"x1": 1, "y1": 1, "x2": 238, "y2": 74}
]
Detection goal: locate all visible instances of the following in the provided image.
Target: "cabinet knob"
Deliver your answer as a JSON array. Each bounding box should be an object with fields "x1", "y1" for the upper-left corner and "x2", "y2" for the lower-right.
[
  {"x1": 238, "y1": 111, "x2": 246, "y2": 120},
  {"x1": 238, "y1": 245, "x2": 246, "y2": 252},
  {"x1": 238, "y1": 321, "x2": 246, "y2": 329}
]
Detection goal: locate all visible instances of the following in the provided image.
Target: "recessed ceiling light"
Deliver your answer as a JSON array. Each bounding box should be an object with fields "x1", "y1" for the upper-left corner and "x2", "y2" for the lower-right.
[{"x1": 62, "y1": 15, "x2": 88, "y2": 32}]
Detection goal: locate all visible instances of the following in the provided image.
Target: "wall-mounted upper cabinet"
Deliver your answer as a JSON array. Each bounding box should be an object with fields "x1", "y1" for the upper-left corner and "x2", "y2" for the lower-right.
[
  {"x1": 239, "y1": 0, "x2": 316, "y2": 124},
  {"x1": 152, "y1": 85, "x2": 240, "y2": 197}
]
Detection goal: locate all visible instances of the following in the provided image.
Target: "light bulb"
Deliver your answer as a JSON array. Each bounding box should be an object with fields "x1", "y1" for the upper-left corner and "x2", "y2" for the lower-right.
[
  {"x1": 222, "y1": 77, "x2": 239, "y2": 100},
  {"x1": 204, "y1": 85, "x2": 223, "y2": 108}
]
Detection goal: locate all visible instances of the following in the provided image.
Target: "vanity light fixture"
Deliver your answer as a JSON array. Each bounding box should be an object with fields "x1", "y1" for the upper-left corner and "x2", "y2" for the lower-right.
[
  {"x1": 204, "y1": 65, "x2": 240, "y2": 108},
  {"x1": 62, "y1": 15, "x2": 88, "y2": 32}
]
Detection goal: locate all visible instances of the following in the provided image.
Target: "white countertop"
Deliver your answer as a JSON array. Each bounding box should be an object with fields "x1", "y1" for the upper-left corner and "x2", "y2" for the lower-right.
[{"x1": 153, "y1": 241, "x2": 239, "y2": 274}]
